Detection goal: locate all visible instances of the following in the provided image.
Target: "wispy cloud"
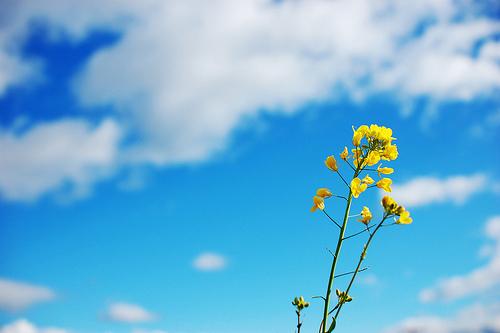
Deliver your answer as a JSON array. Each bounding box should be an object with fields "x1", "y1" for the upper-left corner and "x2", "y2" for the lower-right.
[
  {"x1": 106, "y1": 302, "x2": 156, "y2": 323},
  {"x1": 390, "y1": 174, "x2": 487, "y2": 208},
  {"x1": 383, "y1": 302, "x2": 500, "y2": 333},
  {"x1": 0, "y1": 278, "x2": 56, "y2": 312},
  {"x1": 0, "y1": 319, "x2": 70, "y2": 333},
  {"x1": 193, "y1": 252, "x2": 227, "y2": 272},
  {"x1": 0, "y1": 118, "x2": 120, "y2": 202},
  {"x1": 419, "y1": 215, "x2": 500, "y2": 303}
]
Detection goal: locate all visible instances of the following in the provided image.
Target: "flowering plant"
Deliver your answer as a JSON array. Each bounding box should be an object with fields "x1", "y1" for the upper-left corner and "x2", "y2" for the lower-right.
[{"x1": 292, "y1": 124, "x2": 412, "y2": 333}]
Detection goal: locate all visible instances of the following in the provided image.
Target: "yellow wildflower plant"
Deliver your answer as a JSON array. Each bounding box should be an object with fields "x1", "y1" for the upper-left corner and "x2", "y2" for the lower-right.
[
  {"x1": 376, "y1": 178, "x2": 392, "y2": 192},
  {"x1": 316, "y1": 188, "x2": 333, "y2": 198},
  {"x1": 350, "y1": 177, "x2": 367, "y2": 198},
  {"x1": 302, "y1": 125, "x2": 412, "y2": 333},
  {"x1": 361, "y1": 174, "x2": 374, "y2": 185},
  {"x1": 325, "y1": 155, "x2": 339, "y2": 171},
  {"x1": 311, "y1": 196, "x2": 325, "y2": 212},
  {"x1": 358, "y1": 206, "x2": 372, "y2": 224},
  {"x1": 340, "y1": 146, "x2": 349, "y2": 160}
]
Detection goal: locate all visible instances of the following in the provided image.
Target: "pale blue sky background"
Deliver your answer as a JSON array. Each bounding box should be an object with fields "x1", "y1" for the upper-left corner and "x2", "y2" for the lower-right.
[{"x1": 0, "y1": 1, "x2": 499, "y2": 333}]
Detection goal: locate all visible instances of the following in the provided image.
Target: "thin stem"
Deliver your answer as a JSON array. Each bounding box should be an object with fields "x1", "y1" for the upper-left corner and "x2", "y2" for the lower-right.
[
  {"x1": 345, "y1": 160, "x2": 356, "y2": 172},
  {"x1": 333, "y1": 215, "x2": 388, "y2": 322},
  {"x1": 321, "y1": 191, "x2": 353, "y2": 333},
  {"x1": 297, "y1": 310, "x2": 302, "y2": 333},
  {"x1": 342, "y1": 224, "x2": 377, "y2": 240},
  {"x1": 336, "y1": 171, "x2": 350, "y2": 189},
  {"x1": 323, "y1": 210, "x2": 341, "y2": 229},
  {"x1": 334, "y1": 267, "x2": 368, "y2": 279},
  {"x1": 332, "y1": 195, "x2": 348, "y2": 201}
]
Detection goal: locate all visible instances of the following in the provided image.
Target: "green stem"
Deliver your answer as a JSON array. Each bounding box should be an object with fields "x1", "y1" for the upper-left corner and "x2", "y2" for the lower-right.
[
  {"x1": 333, "y1": 215, "x2": 388, "y2": 322},
  {"x1": 321, "y1": 191, "x2": 353, "y2": 333}
]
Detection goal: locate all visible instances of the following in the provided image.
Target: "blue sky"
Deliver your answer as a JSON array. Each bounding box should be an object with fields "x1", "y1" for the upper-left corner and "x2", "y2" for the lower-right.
[{"x1": 0, "y1": 1, "x2": 499, "y2": 333}]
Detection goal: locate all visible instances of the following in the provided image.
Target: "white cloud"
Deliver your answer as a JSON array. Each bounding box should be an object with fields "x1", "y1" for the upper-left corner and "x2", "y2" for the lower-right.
[
  {"x1": 0, "y1": 319, "x2": 69, "y2": 333},
  {"x1": 390, "y1": 174, "x2": 487, "y2": 208},
  {"x1": 106, "y1": 302, "x2": 156, "y2": 323},
  {"x1": 0, "y1": 118, "x2": 121, "y2": 202},
  {"x1": 0, "y1": 278, "x2": 56, "y2": 312},
  {"x1": 383, "y1": 302, "x2": 500, "y2": 333},
  {"x1": 0, "y1": 0, "x2": 499, "y2": 201},
  {"x1": 193, "y1": 252, "x2": 227, "y2": 271},
  {"x1": 419, "y1": 215, "x2": 500, "y2": 303}
]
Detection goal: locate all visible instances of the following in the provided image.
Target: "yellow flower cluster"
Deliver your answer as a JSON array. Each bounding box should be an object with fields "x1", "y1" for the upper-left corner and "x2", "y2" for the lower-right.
[
  {"x1": 381, "y1": 196, "x2": 413, "y2": 224},
  {"x1": 311, "y1": 124, "x2": 407, "y2": 219},
  {"x1": 292, "y1": 296, "x2": 310, "y2": 311},
  {"x1": 352, "y1": 124, "x2": 398, "y2": 165}
]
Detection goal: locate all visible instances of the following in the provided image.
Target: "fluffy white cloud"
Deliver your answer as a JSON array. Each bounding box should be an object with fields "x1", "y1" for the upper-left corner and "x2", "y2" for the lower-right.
[
  {"x1": 193, "y1": 252, "x2": 227, "y2": 271},
  {"x1": 390, "y1": 174, "x2": 487, "y2": 208},
  {"x1": 0, "y1": 118, "x2": 121, "y2": 202},
  {"x1": 0, "y1": 319, "x2": 68, "y2": 333},
  {"x1": 0, "y1": 278, "x2": 55, "y2": 312},
  {"x1": 420, "y1": 215, "x2": 500, "y2": 303},
  {"x1": 0, "y1": 0, "x2": 499, "y2": 201},
  {"x1": 383, "y1": 302, "x2": 500, "y2": 333},
  {"x1": 106, "y1": 302, "x2": 156, "y2": 323}
]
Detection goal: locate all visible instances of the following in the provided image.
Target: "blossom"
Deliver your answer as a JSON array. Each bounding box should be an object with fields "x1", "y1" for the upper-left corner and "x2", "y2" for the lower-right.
[
  {"x1": 377, "y1": 165, "x2": 394, "y2": 177},
  {"x1": 325, "y1": 155, "x2": 338, "y2": 171},
  {"x1": 316, "y1": 188, "x2": 332, "y2": 198},
  {"x1": 340, "y1": 146, "x2": 349, "y2": 160},
  {"x1": 352, "y1": 125, "x2": 368, "y2": 146},
  {"x1": 350, "y1": 177, "x2": 367, "y2": 198},
  {"x1": 396, "y1": 210, "x2": 413, "y2": 224},
  {"x1": 361, "y1": 174, "x2": 374, "y2": 185},
  {"x1": 376, "y1": 178, "x2": 392, "y2": 192},
  {"x1": 382, "y1": 144, "x2": 398, "y2": 160},
  {"x1": 381, "y1": 195, "x2": 398, "y2": 213},
  {"x1": 359, "y1": 206, "x2": 372, "y2": 224},
  {"x1": 311, "y1": 196, "x2": 325, "y2": 212},
  {"x1": 366, "y1": 150, "x2": 380, "y2": 166}
]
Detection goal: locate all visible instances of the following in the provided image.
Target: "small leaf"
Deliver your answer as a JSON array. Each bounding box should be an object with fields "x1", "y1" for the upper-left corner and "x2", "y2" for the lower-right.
[{"x1": 326, "y1": 317, "x2": 336, "y2": 333}]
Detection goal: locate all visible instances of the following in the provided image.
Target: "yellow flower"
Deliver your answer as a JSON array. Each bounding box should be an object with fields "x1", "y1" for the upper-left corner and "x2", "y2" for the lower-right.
[
  {"x1": 366, "y1": 150, "x2": 380, "y2": 166},
  {"x1": 362, "y1": 174, "x2": 374, "y2": 184},
  {"x1": 352, "y1": 125, "x2": 368, "y2": 146},
  {"x1": 381, "y1": 195, "x2": 398, "y2": 213},
  {"x1": 325, "y1": 155, "x2": 338, "y2": 171},
  {"x1": 340, "y1": 146, "x2": 349, "y2": 160},
  {"x1": 382, "y1": 144, "x2": 398, "y2": 160},
  {"x1": 376, "y1": 178, "x2": 392, "y2": 192},
  {"x1": 377, "y1": 165, "x2": 394, "y2": 177},
  {"x1": 316, "y1": 188, "x2": 332, "y2": 198},
  {"x1": 350, "y1": 177, "x2": 367, "y2": 198},
  {"x1": 311, "y1": 196, "x2": 325, "y2": 212},
  {"x1": 358, "y1": 206, "x2": 372, "y2": 224},
  {"x1": 379, "y1": 126, "x2": 395, "y2": 143},
  {"x1": 396, "y1": 210, "x2": 413, "y2": 224}
]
